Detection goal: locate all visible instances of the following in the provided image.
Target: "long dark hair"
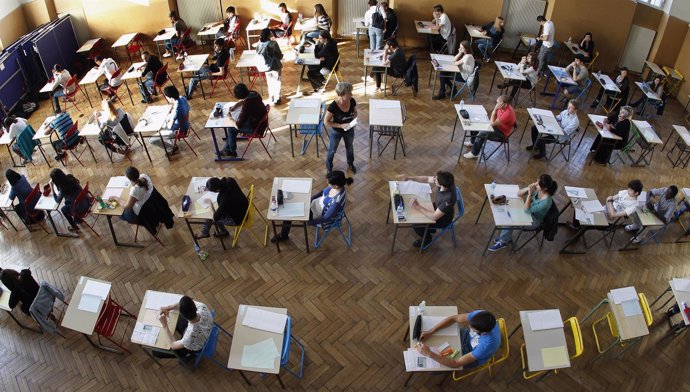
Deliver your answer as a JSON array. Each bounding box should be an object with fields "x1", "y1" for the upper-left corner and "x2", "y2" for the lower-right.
[
  {"x1": 314, "y1": 4, "x2": 328, "y2": 18},
  {"x1": 0, "y1": 269, "x2": 20, "y2": 291},
  {"x1": 538, "y1": 174, "x2": 558, "y2": 196},
  {"x1": 50, "y1": 168, "x2": 81, "y2": 197},
  {"x1": 327, "y1": 170, "x2": 353, "y2": 188},
  {"x1": 125, "y1": 166, "x2": 148, "y2": 190},
  {"x1": 5, "y1": 169, "x2": 21, "y2": 186}
]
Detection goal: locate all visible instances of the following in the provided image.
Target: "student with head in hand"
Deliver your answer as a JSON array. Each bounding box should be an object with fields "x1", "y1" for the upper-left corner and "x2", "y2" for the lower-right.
[
  {"x1": 152, "y1": 85, "x2": 190, "y2": 156},
  {"x1": 0, "y1": 268, "x2": 39, "y2": 316},
  {"x1": 138, "y1": 51, "x2": 165, "y2": 104},
  {"x1": 195, "y1": 176, "x2": 249, "y2": 240},
  {"x1": 121, "y1": 166, "x2": 153, "y2": 224},
  {"x1": 50, "y1": 64, "x2": 76, "y2": 114},
  {"x1": 49, "y1": 168, "x2": 90, "y2": 232},
  {"x1": 220, "y1": 83, "x2": 267, "y2": 158},
  {"x1": 463, "y1": 95, "x2": 516, "y2": 160},
  {"x1": 270, "y1": 3, "x2": 293, "y2": 39},
  {"x1": 153, "y1": 295, "x2": 213, "y2": 362},
  {"x1": 590, "y1": 67, "x2": 629, "y2": 111},
  {"x1": 477, "y1": 16, "x2": 505, "y2": 61},
  {"x1": 371, "y1": 38, "x2": 406, "y2": 93},
  {"x1": 527, "y1": 99, "x2": 579, "y2": 160},
  {"x1": 164, "y1": 10, "x2": 190, "y2": 58},
  {"x1": 432, "y1": 40, "x2": 474, "y2": 100},
  {"x1": 430, "y1": 4, "x2": 451, "y2": 53},
  {"x1": 186, "y1": 38, "x2": 230, "y2": 100},
  {"x1": 94, "y1": 56, "x2": 123, "y2": 101}
]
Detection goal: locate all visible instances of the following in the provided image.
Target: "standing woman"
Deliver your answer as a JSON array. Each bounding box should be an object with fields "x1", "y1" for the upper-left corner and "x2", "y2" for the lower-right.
[
  {"x1": 579, "y1": 32, "x2": 595, "y2": 62},
  {"x1": 433, "y1": 40, "x2": 475, "y2": 100},
  {"x1": 0, "y1": 268, "x2": 39, "y2": 316},
  {"x1": 325, "y1": 82, "x2": 358, "y2": 175},
  {"x1": 256, "y1": 28, "x2": 284, "y2": 105},
  {"x1": 121, "y1": 166, "x2": 154, "y2": 224},
  {"x1": 590, "y1": 105, "x2": 633, "y2": 164},
  {"x1": 49, "y1": 168, "x2": 90, "y2": 232}
]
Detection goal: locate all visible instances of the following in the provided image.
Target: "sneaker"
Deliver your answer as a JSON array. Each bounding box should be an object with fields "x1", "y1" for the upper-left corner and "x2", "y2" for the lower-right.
[
  {"x1": 270, "y1": 235, "x2": 289, "y2": 243},
  {"x1": 532, "y1": 153, "x2": 546, "y2": 160},
  {"x1": 463, "y1": 141, "x2": 473, "y2": 147},
  {"x1": 624, "y1": 224, "x2": 638, "y2": 232},
  {"x1": 163, "y1": 52, "x2": 172, "y2": 58},
  {"x1": 463, "y1": 151, "x2": 478, "y2": 159},
  {"x1": 432, "y1": 94, "x2": 445, "y2": 100},
  {"x1": 488, "y1": 241, "x2": 509, "y2": 252},
  {"x1": 632, "y1": 236, "x2": 643, "y2": 244},
  {"x1": 220, "y1": 149, "x2": 238, "y2": 157},
  {"x1": 194, "y1": 232, "x2": 210, "y2": 239},
  {"x1": 526, "y1": 145, "x2": 534, "y2": 151}
]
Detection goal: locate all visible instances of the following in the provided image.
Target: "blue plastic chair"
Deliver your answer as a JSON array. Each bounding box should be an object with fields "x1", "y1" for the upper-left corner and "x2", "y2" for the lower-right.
[
  {"x1": 299, "y1": 102, "x2": 328, "y2": 157},
  {"x1": 451, "y1": 65, "x2": 479, "y2": 101},
  {"x1": 314, "y1": 196, "x2": 352, "y2": 248},
  {"x1": 421, "y1": 186, "x2": 465, "y2": 251},
  {"x1": 280, "y1": 315, "x2": 305, "y2": 380}
]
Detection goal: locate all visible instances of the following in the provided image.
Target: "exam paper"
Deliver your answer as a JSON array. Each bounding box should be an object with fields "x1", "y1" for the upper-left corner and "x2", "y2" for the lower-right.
[
  {"x1": 131, "y1": 322, "x2": 160, "y2": 346},
  {"x1": 574, "y1": 208, "x2": 593, "y2": 224},
  {"x1": 281, "y1": 179, "x2": 311, "y2": 193},
  {"x1": 421, "y1": 316, "x2": 459, "y2": 336},
  {"x1": 77, "y1": 294, "x2": 101, "y2": 313},
  {"x1": 82, "y1": 280, "x2": 111, "y2": 300},
  {"x1": 673, "y1": 278, "x2": 690, "y2": 292},
  {"x1": 581, "y1": 200, "x2": 605, "y2": 213},
  {"x1": 398, "y1": 181, "x2": 432, "y2": 196},
  {"x1": 403, "y1": 348, "x2": 441, "y2": 371},
  {"x1": 145, "y1": 292, "x2": 183, "y2": 310},
  {"x1": 564, "y1": 186, "x2": 586, "y2": 198},
  {"x1": 106, "y1": 176, "x2": 130, "y2": 189},
  {"x1": 527, "y1": 309, "x2": 562, "y2": 331},
  {"x1": 492, "y1": 184, "x2": 519, "y2": 198},
  {"x1": 242, "y1": 307, "x2": 288, "y2": 334},
  {"x1": 241, "y1": 338, "x2": 280, "y2": 369},
  {"x1": 610, "y1": 287, "x2": 637, "y2": 304},
  {"x1": 278, "y1": 202, "x2": 305, "y2": 218},
  {"x1": 621, "y1": 299, "x2": 642, "y2": 317}
]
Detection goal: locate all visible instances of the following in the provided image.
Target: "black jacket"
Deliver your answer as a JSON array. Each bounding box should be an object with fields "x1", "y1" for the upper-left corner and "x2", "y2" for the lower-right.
[
  {"x1": 6, "y1": 269, "x2": 39, "y2": 315},
  {"x1": 315, "y1": 39, "x2": 339, "y2": 70},
  {"x1": 137, "y1": 187, "x2": 174, "y2": 235},
  {"x1": 141, "y1": 55, "x2": 166, "y2": 85},
  {"x1": 214, "y1": 177, "x2": 249, "y2": 224}
]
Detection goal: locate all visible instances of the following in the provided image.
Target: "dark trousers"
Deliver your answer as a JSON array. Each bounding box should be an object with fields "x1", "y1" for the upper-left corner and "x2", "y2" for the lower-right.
[
  {"x1": 413, "y1": 224, "x2": 439, "y2": 242},
  {"x1": 459, "y1": 327, "x2": 479, "y2": 369},
  {"x1": 470, "y1": 127, "x2": 506, "y2": 156},
  {"x1": 326, "y1": 129, "x2": 355, "y2": 173},
  {"x1": 530, "y1": 125, "x2": 556, "y2": 156},
  {"x1": 279, "y1": 209, "x2": 314, "y2": 238},
  {"x1": 373, "y1": 68, "x2": 402, "y2": 88},
  {"x1": 61, "y1": 197, "x2": 90, "y2": 228},
  {"x1": 508, "y1": 80, "x2": 531, "y2": 98},
  {"x1": 437, "y1": 73, "x2": 466, "y2": 96},
  {"x1": 429, "y1": 35, "x2": 447, "y2": 53},
  {"x1": 307, "y1": 66, "x2": 327, "y2": 91}
]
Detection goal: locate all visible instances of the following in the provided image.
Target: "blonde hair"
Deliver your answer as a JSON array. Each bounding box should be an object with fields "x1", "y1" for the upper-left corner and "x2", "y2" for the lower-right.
[{"x1": 101, "y1": 99, "x2": 118, "y2": 121}]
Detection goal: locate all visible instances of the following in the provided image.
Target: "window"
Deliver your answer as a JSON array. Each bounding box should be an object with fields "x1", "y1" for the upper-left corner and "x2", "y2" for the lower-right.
[{"x1": 638, "y1": 0, "x2": 665, "y2": 8}]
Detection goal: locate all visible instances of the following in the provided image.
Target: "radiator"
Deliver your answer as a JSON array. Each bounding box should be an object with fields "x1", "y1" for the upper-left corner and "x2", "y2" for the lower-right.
[
  {"x1": 503, "y1": 0, "x2": 546, "y2": 49},
  {"x1": 338, "y1": 0, "x2": 369, "y2": 37},
  {"x1": 177, "y1": 0, "x2": 219, "y2": 43}
]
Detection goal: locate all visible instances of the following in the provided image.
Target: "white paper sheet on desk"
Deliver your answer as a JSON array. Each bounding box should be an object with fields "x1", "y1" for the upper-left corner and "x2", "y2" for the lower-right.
[
  {"x1": 242, "y1": 307, "x2": 287, "y2": 333},
  {"x1": 102, "y1": 188, "x2": 122, "y2": 201},
  {"x1": 492, "y1": 184, "x2": 519, "y2": 198},
  {"x1": 574, "y1": 209, "x2": 593, "y2": 224},
  {"x1": 530, "y1": 108, "x2": 554, "y2": 117},
  {"x1": 107, "y1": 177, "x2": 130, "y2": 189},
  {"x1": 528, "y1": 309, "x2": 562, "y2": 331},
  {"x1": 298, "y1": 113, "x2": 319, "y2": 124},
  {"x1": 683, "y1": 188, "x2": 690, "y2": 198},
  {"x1": 197, "y1": 191, "x2": 219, "y2": 206},
  {"x1": 278, "y1": 202, "x2": 305, "y2": 218},
  {"x1": 83, "y1": 280, "x2": 111, "y2": 300},
  {"x1": 564, "y1": 186, "x2": 586, "y2": 198},
  {"x1": 403, "y1": 348, "x2": 441, "y2": 371},
  {"x1": 131, "y1": 322, "x2": 160, "y2": 345},
  {"x1": 621, "y1": 299, "x2": 642, "y2": 317},
  {"x1": 673, "y1": 278, "x2": 690, "y2": 292},
  {"x1": 241, "y1": 338, "x2": 280, "y2": 369},
  {"x1": 398, "y1": 181, "x2": 432, "y2": 196},
  {"x1": 375, "y1": 100, "x2": 400, "y2": 109},
  {"x1": 508, "y1": 207, "x2": 533, "y2": 225},
  {"x1": 581, "y1": 200, "x2": 605, "y2": 213},
  {"x1": 421, "y1": 316, "x2": 459, "y2": 336},
  {"x1": 145, "y1": 292, "x2": 183, "y2": 310},
  {"x1": 293, "y1": 99, "x2": 321, "y2": 108},
  {"x1": 281, "y1": 179, "x2": 311, "y2": 193},
  {"x1": 35, "y1": 197, "x2": 56, "y2": 210},
  {"x1": 77, "y1": 294, "x2": 101, "y2": 313},
  {"x1": 611, "y1": 286, "x2": 637, "y2": 304}
]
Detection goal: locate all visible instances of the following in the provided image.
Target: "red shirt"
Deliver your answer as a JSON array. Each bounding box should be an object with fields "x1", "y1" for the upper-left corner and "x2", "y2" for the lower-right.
[{"x1": 495, "y1": 105, "x2": 516, "y2": 136}]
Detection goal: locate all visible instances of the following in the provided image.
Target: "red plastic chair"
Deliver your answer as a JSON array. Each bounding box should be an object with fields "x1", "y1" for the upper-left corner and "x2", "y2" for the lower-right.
[
  {"x1": 241, "y1": 104, "x2": 275, "y2": 159},
  {"x1": 209, "y1": 59, "x2": 237, "y2": 98},
  {"x1": 126, "y1": 35, "x2": 143, "y2": 59},
  {"x1": 61, "y1": 75, "x2": 81, "y2": 113},
  {"x1": 103, "y1": 68, "x2": 126, "y2": 106},
  {"x1": 153, "y1": 63, "x2": 174, "y2": 95},
  {"x1": 94, "y1": 296, "x2": 135, "y2": 354},
  {"x1": 169, "y1": 113, "x2": 198, "y2": 158},
  {"x1": 23, "y1": 184, "x2": 49, "y2": 233},
  {"x1": 72, "y1": 183, "x2": 99, "y2": 236},
  {"x1": 247, "y1": 67, "x2": 266, "y2": 92},
  {"x1": 58, "y1": 121, "x2": 91, "y2": 167},
  {"x1": 173, "y1": 28, "x2": 194, "y2": 57}
]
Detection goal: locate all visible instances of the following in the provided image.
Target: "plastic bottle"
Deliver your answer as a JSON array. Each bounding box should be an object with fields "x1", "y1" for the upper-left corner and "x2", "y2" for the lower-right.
[
  {"x1": 298, "y1": 13, "x2": 303, "y2": 23},
  {"x1": 194, "y1": 244, "x2": 209, "y2": 261},
  {"x1": 418, "y1": 300, "x2": 426, "y2": 316},
  {"x1": 568, "y1": 36, "x2": 572, "y2": 43},
  {"x1": 683, "y1": 302, "x2": 690, "y2": 316},
  {"x1": 491, "y1": 180, "x2": 496, "y2": 193},
  {"x1": 96, "y1": 195, "x2": 107, "y2": 209},
  {"x1": 397, "y1": 203, "x2": 404, "y2": 216},
  {"x1": 459, "y1": 99, "x2": 465, "y2": 110},
  {"x1": 270, "y1": 196, "x2": 278, "y2": 212}
]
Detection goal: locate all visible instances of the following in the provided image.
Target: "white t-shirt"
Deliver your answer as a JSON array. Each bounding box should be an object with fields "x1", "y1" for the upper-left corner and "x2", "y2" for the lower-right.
[
  {"x1": 542, "y1": 20, "x2": 555, "y2": 48},
  {"x1": 129, "y1": 174, "x2": 154, "y2": 215},
  {"x1": 181, "y1": 302, "x2": 213, "y2": 351},
  {"x1": 437, "y1": 13, "x2": 451, "y2": 40},
  {"x1": 458, "y1": 54, "x2": 475, "y2": 82},
  {"x1": 613, "y1": 193, "x2": 638, "y2": 217},
  {"x1": 54, "y1": 69, "x2": 76, "y2": 94},
  {"x1": 8, "y1": 117, "x2": 28, "y2": 138},
  {"x1": 364, "y1": 5, "x2": 383, "y2": 28},
  {"x1": 99, "y1": 58, "x2": 122, "y2": 87}
]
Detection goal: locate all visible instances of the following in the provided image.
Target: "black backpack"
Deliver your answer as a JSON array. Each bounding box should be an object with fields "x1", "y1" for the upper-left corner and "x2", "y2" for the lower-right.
[{"x1": 371, "y1": 8, "x2": 385, "y2": 29}]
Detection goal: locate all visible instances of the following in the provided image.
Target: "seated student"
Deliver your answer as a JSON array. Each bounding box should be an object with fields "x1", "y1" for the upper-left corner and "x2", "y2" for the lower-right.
[
  {"x1": 94, "y1": 56, "x2": 122, "y2": 100},
  {"x1": 381, "y1": 2, "x2": 397, "y2": 40},
  {"x1": 2, "y1": 116, "x2": 38, "y2": 165},
  {"x1": 562, "y1": 54, "x2": 589, "y2": 101},
  {"x1": 579, "y1": 32, "x2": 595, "y2": 61},
  {"x1": 298, "y1": 3, "x2": 332, "y2": 48},
  {"x1": 307, "y1": 31, "x2": 339, "y2": 92},
  {"x1": 364, "y1": 0, "x2": 385, "y2": 51},
  {"x1": 627, "y1": 185, "x2": 678, "y2": 243},
  {"x1": 498, "y1": 52, "x2": 538, "y2": 100},
  {"x1": 164, "y1": 10, "x2": 190, "y2": 58},
  {"x1": 187, "y1": 38, "x2": 229, "y2": 99},
  {"x1": 270, "y1": 3, "x2": 293, "y2": 39},
  {"x1": 272, "y1": 171, "x2": 353, "y2": 243},
  {"x1": 430, "y1": 5, "x2": 451, "y2": 53},
  {"x1": 50, "y1": 64, "x2": 76, "y2": 114},
  {"x1": 477, "y1": 16, "x2": 505, "y2": 61},
  {"x1": 49, "y1": 168, "x2": 91, "y2": 232},
  {"x1": 604, "y1": 179, "x2": 643, "y2": 225},
  {"x1": 153, "y1": 86, "x2": 190, "y2": 156},
  {"x1": 464, "y1": 95, "x2": 515, "y2": 159},
  {"x1": 121, "y1": 166, "x2": 153, "y2": 224},
  {"x1": 489, "y1": 174, "x2": 558, "y2": 251},
  {"x1": 217, "y1": 6, "x2": 240, "y2": 42},
  {"x1": 630, "y1": 76, "x2": 666, "y2": 116},
  {"x1": 591, "y1": 67, "x2": 629, "y2": 110},
  {"x1": 590, "y1": 105, "x2": 633, "y2": 164},
  {"x1": 527, "y1": 100, "x2": 580, "y2": 160},
  {"x1": 153, "y1": 295, "x2": 213, "y2": 361},
  {"x1": 0, "y1": 268, "x2": 39, "y2": 316},
  {"x1": 138, "y1": 51, "x2": 165, "y2": 104},
  {"x1": 417, "y1": 310, "x2": 500, "y2": 369},
  {"x1": 96, "y1": 99, "x2": 134, "y2": 156},
  {"x1": 6, "y1": 169, "x2": 44, "y2": 224},
  {"x1": 396, "y1": 171, "x2": 456, "y2": 248},
  {"x1": 371, "y1": 38, "x2": 406, "y2": 92},
  {"x1": 195, "y1": 177, "x2": 249, "y2": 239},
  {"x1": 256, "y1": 28, "x2": 284, "y2": 105},
  {"x1": 44, "y1": 107, "x2": 78, "y2": 162},
  {"x1": 433, "y1": 40, "x2": 474, "y2": 100},
  {"x1": 221, "y1": 83, "x2": 267, "y2": 157}
]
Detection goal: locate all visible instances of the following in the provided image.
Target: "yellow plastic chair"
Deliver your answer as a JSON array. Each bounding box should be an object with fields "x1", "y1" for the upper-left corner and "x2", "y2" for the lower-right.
[
  {"x1": 452, "y1": 318, "x2": 509, "y2": 381},
  {"x1": 225, "y1": 185, "x2": 269, "y2": 248},
  {"x1": 586, "y1": 51, "x2": 599, "y2": 70},
  {"x1": 592, "y1": 293, "x2": 652, "y2": 356},
  {"x1": 519, "y1": 316, "x2": 584, "y2": 380},
  {"x1": 662, "y1": 65, "x2": 684, "y2": 95},
  {"x1": 319, "y1": 55, "x2": 344, "y2": 93}
]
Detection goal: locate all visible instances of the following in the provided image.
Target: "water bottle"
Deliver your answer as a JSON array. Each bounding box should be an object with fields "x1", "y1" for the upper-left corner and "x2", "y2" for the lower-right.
[
  {"x1": 397, "y1": 203, "x2": 404, "y2": 216},
  {"x1": 194, "y1": 244, "x2": 209, "y2": 261},
  {"x1": 298, "y1": 13, "x2": 303, "y2": 23},
  {"x1": 270, "y1": 196, "x2": 278, "y2": 212},
  {"x1": 683, "y1": 302, "x2": 690, "y2": 316},
  {"x1": 491, "y1": 180, "x2": 496, "y2": 193},
  {"x1": 568, "y1": 36, "x2": 572, "y2": 43},
  {"x1": 459, "y1": 99, "x2": 465, "y2": 110},
  {"x1": 418, "y1": 300, "x2": 426, "y2": 316},
  {"x1": 96, "y1": 195, "x2": 107, "y2": 209}
]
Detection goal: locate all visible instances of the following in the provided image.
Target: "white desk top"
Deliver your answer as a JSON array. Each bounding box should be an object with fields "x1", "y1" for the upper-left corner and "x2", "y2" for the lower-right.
[
  {"x1": 132, "y1": 290, "x2": 181, "y2": 350},
  {"x1": 178, "y1": 177, "x2": 217, "y2": 220},
  {"x1": 635, "y1": 82, "x2": 662, "y2": 101},
  {"x1": 227, "y1": 304, "x2": 287, "y2": 374},
  {"x1": 205, "y1": 102, "x2": 239, "y2": 128},
  {"x1": 112, "y1": 32, "x2": 138, "y2": 48},
  {"x1": 594, "y1": 73, "x2": 621, "y2": 93},
  {"x1": 672, "y1": 125, "x2": 690, "y2": 146},
  {"x1": 134, "y1": 105, "x2": 173, "y2": 134},
  {"x1": 563, "y1": 41, "x2": 587, "y2": 57},
  {"x1": 632, "y1": 120, "x2": 662, "y2": 144},
  {"x1": 236, "y1": 50, "x2": 262, "y2": 68},
  {"x1": 527, "y1": 108, "x2": 565, "y2": 137},
  {"x1": 520, "y1": 309, "x2": 570, "y2": 372},
  {"x1": 80, "y1": 67, "x2": 104, "y2": 85},
  {"x1": 484, "y1": 184, "x2": 534, "y2": 227},
  {"x1": 247, "y1": 18, "x2": 275, "y2": 32},
  {"x1": 389, "y1": 181, "x2": 435, "y2": 225},
  {"x1": 61, "y1": 276, "x2": 111, "y2": 335},
  {"x1": 295, "y1": 18, "x2": 317, "y2": 32},
  {"x1": 587, "y1": 114, "x2": 622, "y2": 141},
  {"x1": 607, "y1": 289, "x2": 649, "y2": 341},
  {"x1": 267, "y1": 177, "x2": 313, "y2": 222},
  {"x1": 79, "y1": 112, "x2": 107, "y2": 137},
  {"x1": 465, "y1": 24, "x2": 489, "y2": 39},
  {"x1": 177, "y1": 54, "x2": 209, "y2": 74},
  {"x1": 40, "y1": 79, "x2": 60, "y2": 93},
  {"x1": 153, "y1": 28, "x2": 176, "y2": 42},
  {"x1": 548, "y1": 65, "x2": 576, "y2": 86},
  {"x1": 77, "y1": 38, "x2": 102, "y2": 53},
  {"x1": 644, "y1": 61, "x2": 664, "y2": 76},
  {"x1": 34, "y1": 193, "x2": 60, "y2": 211},
  {"x1": 198, "y1": 23, "x2": 223, "y2": 36},
  {"x1": 495, "y1": 61, "x2": 526, "y2": 81},
  {"x1": 670, "y1": 278, "x2": 690, "y2": 326},
  {"x1": 34, "y1": 115, "x2": 57, "y2": 140},
  {"x1": 414, "y1": 20, "x2": 439, "y2": 35},
  {"x1": 285, "y1": 98, "x2": 322, "y2": 125},
  {"x1": 369, "y1": 99, "x2": 403, "y2": 127},
  {"x1": 455, "y1": 104, "x2": 491, "y2": 132},
  {"x1": 431, "y1": 54, "x2": 460, "y2": 73},
  {"x1": 363, "y1": 49, "x2": 389, "y2": 68},
  {"x1": 295, "y1": 52, "x2": 319, "y2": 66},
  {"x1": 121, "y1": 62, "x2": 146, "y2": 81},
  {"x1": 406, "y1": 305, "x2": 461, "y2": 372},
  {"x1": 563, "y1": 186, "x2": 608, "y2": 227},
  {"x1": 0, "y1": 183, "x2": 12, "y2": 209},
  {"x1": 0, "y1": 132, "x2": 13, "y2": 145}
]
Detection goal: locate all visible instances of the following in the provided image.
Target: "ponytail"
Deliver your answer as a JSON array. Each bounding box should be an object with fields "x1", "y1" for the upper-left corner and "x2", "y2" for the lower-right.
[{"x1": 125, "y1": 166, "x2": 149, "y2": 190}]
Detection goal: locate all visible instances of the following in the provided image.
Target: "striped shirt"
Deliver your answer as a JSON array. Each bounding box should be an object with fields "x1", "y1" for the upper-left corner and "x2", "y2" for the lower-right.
[
  {"x1": 317, "y1": 15, "x2": 331, "y2": 31},
  {"x1": 51, "y1": 112, "x2": 78, "y2": 147}
]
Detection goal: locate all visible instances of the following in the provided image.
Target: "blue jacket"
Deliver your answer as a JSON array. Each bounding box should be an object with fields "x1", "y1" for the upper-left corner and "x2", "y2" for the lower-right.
[
  {"x1": 171, "y1": 97, "x2": 190, "y2": 134},
  {"x1": 308, "y1": 187, "x2": 346, "y2": 225},
  {"x1": 8, "y1": 175, "x2": 36, "y2": 210}
]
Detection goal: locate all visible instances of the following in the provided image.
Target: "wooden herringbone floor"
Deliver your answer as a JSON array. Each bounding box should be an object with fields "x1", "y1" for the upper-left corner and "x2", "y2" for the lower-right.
[{"x1": 2, "y1": 40, "x2": 690, "y2": 392}]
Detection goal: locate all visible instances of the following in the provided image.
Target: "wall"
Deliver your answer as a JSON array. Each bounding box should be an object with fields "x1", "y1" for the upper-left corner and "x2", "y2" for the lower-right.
[
  {"x1": 548, "y1": 0, "x2": 636, "y2": 72},
  {"x1": 674, "y1": 29, "x2": 690, "y2": 100},
  {"x1": 650, "y1": 14, "x2": 687, "y2": 67},
  {"x1": 669, "y1": 0, "x2": 690, "y2": 23},
  {"x1": 0, "y1": 6, "x2": 28, "y2": 49},
  {"x1": 632, "y1": 3, "x2": 664, "y2": 30},
  {"x1": 22, "y1": 0, "x2": 55, "y2": 29},
  {"x1": 393, "y1": 0, "x2": 504, "y2": 48}
]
